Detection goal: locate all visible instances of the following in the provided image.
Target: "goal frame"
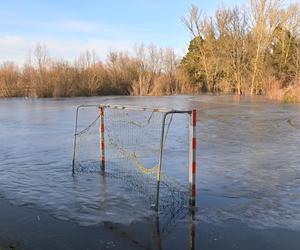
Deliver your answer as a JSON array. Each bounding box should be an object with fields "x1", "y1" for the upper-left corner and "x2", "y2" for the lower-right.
[{"x1": 72, "y1": 104, "x2": 196, "y2": 211}]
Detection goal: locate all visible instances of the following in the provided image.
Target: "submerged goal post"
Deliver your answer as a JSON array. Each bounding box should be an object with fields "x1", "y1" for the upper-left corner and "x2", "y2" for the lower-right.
[{"x1": 72, "y1": 104, "x2": 197, "y2": 211}]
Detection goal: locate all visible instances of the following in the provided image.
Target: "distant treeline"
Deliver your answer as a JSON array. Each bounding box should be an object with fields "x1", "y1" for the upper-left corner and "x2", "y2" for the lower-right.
[
  {"x1": 181, "y1": 0, "x2": 300, "y2": 102},
  {"x1": 0, "y1": 45, "x2": 190, "y2": 98},
  {"x1": 0, "y1": 0, "x2": 299, "y2": 102}
]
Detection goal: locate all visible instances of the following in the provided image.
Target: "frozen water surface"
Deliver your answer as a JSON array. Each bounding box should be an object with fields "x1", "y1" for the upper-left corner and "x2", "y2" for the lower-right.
[{"x1": 0, "y1": 95, "x2": 299, "y2": 244}]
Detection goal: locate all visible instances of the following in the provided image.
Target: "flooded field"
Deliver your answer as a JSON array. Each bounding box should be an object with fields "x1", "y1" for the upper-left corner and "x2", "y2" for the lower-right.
[{"x1": 0, "y1": 95, "x2": 299, "y2": 249}]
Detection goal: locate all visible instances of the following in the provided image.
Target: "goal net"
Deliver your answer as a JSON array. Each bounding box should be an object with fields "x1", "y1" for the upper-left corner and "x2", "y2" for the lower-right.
[{"x1": 72, "y1": 104, "x2": 196, "y2": 212}]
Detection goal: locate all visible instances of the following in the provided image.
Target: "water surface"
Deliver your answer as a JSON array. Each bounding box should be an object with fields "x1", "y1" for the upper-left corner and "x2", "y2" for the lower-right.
[{"x1": 0, "y1": 95, "x2": 299, "y2": 249}]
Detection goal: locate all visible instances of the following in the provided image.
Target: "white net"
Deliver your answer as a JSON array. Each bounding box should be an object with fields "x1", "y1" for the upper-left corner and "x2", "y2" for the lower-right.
[{"x1": 73, "y1": 105, "x2": 190, "y2": 212}]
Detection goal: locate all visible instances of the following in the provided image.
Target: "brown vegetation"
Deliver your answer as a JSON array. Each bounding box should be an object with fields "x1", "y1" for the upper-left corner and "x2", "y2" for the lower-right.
[
  {"x1": 0, "y1": 0, "x2": 299, "y2": 102},
  {"x1": 0, "y1": 44, "x2": 186, "y2": 98},
  {"x1": 181, "y1": 0, "x2": 300, "y2": 102},
  {"x1": 266, "y1": 78, "x2": 300, "y2": 103}
]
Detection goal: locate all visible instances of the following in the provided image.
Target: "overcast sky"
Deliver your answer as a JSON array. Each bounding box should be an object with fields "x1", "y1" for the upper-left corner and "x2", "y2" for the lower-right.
[{"x1": 0, "y1": 0, "x2": 246, "y2": 64}]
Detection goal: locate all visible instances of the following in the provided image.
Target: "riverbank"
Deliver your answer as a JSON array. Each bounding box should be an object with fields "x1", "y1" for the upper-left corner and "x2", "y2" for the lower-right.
[
  {"x1": 266, "y1": 80, "x2": 300, "y2": 103},
  {"x1": 1, "y1": 90, "x2": 299, "y2": 104}
]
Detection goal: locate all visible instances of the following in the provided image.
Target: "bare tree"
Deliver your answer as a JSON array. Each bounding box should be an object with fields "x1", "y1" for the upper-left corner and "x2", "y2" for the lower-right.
[
  {"x1": 249, "y1": 0, "x2": 282, "y2": 94},
  {"x1": 182, "y1": 5, "x2": 222, "y2": 92}
]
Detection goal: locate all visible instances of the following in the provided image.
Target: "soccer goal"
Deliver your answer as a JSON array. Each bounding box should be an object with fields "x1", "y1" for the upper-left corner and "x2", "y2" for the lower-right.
[{"x1": 72, "y1": 104, "x2": 196, "y2": 211}]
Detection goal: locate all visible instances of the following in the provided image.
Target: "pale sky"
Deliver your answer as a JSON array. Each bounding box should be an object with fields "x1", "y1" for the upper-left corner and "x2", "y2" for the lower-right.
[{"x1": 0, "y1": 0, "x2": 247, "y2": 64}]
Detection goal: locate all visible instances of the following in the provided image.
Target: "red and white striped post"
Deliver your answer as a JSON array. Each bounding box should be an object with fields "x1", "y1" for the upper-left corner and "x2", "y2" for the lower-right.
[
  {"x1": 99, "y1": 106, "x2": 105, "y2": 174},
  {"x1": 189, "y1": 109, "x2": 196, "y2": 208}
]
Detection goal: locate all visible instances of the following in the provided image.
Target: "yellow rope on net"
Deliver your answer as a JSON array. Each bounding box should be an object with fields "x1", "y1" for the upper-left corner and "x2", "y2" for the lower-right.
[
  {"x1": 130, "y1": 152, "x2": 158, "y2": 174},
  {"x1": 106, "y1": 136, "x2": 158, "y2": 175}
]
